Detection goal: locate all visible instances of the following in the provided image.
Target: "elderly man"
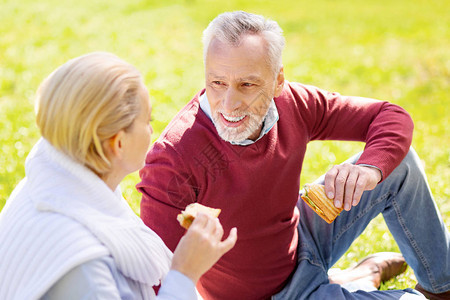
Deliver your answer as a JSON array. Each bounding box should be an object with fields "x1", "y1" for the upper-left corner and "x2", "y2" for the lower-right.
[{"x1": 138, "y1": 11, "x2": 449, "y2": 299}]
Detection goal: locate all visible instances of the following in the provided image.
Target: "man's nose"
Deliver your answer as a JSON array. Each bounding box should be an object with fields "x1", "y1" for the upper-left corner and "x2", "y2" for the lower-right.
[{"x1": 222, "y1": 88, "x2": 242, "y2": 113}]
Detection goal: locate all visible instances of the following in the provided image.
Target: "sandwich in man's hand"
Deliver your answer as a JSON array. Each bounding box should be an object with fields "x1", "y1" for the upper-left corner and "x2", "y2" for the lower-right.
[
  {"x1": 301, "y1": 184, "x2": 343, "y2": 224},
  {"x1": 177, "y1": 203, "x2": 222, "y2": 229}
]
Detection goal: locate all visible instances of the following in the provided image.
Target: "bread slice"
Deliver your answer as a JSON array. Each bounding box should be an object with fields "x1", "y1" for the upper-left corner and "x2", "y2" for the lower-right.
[
  {"x1": 300, "y1": 184, "x2": 343, "y2": 224},
  {"x1": 177, "y1": 203, "x2": 222, "y2": 229}
]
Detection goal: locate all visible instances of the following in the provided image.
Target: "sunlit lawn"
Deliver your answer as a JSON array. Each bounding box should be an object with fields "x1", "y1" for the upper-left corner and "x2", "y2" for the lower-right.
[{"x1": 1, "y1": 0, "x2": 448, "y2": 291}]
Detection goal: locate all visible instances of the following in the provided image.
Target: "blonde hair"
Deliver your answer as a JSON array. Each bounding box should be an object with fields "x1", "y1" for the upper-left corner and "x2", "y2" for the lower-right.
[{"x1": 35, "y1": 52, "x2": 144, "y2": 175}]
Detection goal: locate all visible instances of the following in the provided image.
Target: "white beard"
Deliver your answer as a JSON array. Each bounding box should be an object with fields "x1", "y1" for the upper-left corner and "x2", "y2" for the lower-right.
[{"x1": 212, "y1": 110, "x2": 266, "y2": 143}]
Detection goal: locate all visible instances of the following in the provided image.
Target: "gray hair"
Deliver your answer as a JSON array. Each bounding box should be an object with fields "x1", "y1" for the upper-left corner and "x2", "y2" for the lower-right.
[{"x1": 202, "y1": 11, "x2": 285, "y2": 76}]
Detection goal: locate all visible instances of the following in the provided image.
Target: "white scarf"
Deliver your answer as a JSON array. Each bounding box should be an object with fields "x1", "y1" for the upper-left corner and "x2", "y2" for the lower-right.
[{"x1": 3, "y1": 138, "x2": 173, "y2": 298}]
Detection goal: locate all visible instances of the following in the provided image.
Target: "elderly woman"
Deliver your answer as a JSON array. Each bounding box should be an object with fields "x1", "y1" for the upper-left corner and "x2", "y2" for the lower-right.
[{"x1": 0, "y1": 52, "x2": 237, "y2": 299}]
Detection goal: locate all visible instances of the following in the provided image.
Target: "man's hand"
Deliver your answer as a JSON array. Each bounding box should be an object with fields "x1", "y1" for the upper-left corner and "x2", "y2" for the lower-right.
[
  {"x1": 171, "y1": 213, "x2": 237, "y2": 283},
  {"x1": 324, "y1": 164, "x2": 382, "y2": 211}
]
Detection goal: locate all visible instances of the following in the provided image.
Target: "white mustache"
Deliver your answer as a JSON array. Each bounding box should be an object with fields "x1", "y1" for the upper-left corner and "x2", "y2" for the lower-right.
[
  {"x1": 216, "y1": 109, "x2": 257, "y2": 119},
  {"x1": 221, "y1": 114, "x2": 246, "y2": 122}
]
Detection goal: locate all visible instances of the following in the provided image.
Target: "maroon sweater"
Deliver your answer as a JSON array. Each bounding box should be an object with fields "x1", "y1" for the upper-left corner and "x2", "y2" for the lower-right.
[{"x1": 138, "y1": 82, "x2": 413, "y2": 299}]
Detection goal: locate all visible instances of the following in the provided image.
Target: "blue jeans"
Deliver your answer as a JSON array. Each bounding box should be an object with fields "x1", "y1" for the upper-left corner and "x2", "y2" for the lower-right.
[{"x1": 273, "y1": 148, "x2": 450, "y2": 299}]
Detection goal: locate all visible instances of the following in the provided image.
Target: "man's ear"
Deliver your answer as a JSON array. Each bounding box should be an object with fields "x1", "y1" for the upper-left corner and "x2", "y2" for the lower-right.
[
  {"x1": 103, "y1": 130, "x2": 125, "y2": 159},
  {"x1": 274, "y1": 66, "x2": 285, "y2": 97}
]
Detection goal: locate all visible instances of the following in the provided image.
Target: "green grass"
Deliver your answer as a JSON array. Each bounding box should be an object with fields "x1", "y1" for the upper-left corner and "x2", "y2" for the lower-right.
[{"x1": 1, "y1": 0, "x2": 448, "y2": 292}]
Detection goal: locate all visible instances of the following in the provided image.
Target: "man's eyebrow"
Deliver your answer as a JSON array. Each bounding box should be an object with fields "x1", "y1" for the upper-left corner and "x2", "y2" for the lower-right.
[
  {"x1": 206, "y1": 73, "x2": 227, "y2": 80},
  {"x1": 238, "y1": 75, "x2": 263, "y2": 83},
  {"x1": 206, "y1": 73, "x2": 264, "y2": 83}
]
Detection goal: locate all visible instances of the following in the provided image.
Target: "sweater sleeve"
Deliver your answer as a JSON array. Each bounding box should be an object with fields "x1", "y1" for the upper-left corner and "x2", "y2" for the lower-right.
[
  {"x1": 41, "y1": 257, "x2": 127, "y2": 300},
  {"x1": 157, "y1": 270, "x2": 197, "y2": 300},
  {"x1": 137, "y1": 142, "x2": 197, "y2": 251},
  {"x1": 291, "y1": 83, "x2": 414, "y2": 180}
]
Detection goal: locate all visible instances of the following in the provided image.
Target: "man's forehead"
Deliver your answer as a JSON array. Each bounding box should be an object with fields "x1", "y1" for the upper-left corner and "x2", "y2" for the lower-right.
[
  {"x1": 205, "y1": 37, "x2": 272, "y2": 79},
  {"x1": 207, "y1": 35, "x2": 268, "y2": 57}
]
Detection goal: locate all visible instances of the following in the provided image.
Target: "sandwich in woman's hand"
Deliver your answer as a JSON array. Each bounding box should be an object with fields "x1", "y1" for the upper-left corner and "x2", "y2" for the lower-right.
[
  {"x1": 301, "y1": 184, "x2": 343, "y2": 224},
  {"x1": 177, "y1": 203, "x2": 222, "y2": 229}
]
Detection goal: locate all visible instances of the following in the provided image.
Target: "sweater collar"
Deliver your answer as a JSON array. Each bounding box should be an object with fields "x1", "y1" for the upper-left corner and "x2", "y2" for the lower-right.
[
  {"x1": 199, "y1": 92, "x2": 279, "y2": 146},
  {"x1": 25, "y1": 138, "x2": 173, "y2": 289}
]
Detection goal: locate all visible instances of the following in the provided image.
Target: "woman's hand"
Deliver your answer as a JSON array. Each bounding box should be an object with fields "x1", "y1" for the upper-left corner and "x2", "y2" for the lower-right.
[{"x1": 171, "y1": 213, "x2": 237, "y2": 283}]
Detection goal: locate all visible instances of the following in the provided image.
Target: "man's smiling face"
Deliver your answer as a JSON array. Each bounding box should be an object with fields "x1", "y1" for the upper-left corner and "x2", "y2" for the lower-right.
[{"x1": 204, "y1": 34, "x2": 284, "y2": 143}]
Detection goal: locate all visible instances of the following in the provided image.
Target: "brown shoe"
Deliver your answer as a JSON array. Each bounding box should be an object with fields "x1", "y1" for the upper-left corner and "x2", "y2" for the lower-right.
[
  {"x1": 329, "y1": 252, "x2": 408, "y2": 289},
  {"x1": 415, "y1": 283, "x2": 450, "y2": 300}
]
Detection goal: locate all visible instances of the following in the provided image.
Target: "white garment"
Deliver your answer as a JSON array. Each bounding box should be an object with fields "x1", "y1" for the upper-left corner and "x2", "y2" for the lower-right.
[{"x1": 0, "y1": 138, "x2": 173, "y2": 299}]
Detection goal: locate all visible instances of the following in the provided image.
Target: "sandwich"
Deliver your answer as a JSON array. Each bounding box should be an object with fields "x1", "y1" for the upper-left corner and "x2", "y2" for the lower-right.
[
  {"x1": 300, "y1": 183, "x2": 343, "y2": 224},
  {"x1": 177, "y1": 203, "x2": 222, "y2": 229}
]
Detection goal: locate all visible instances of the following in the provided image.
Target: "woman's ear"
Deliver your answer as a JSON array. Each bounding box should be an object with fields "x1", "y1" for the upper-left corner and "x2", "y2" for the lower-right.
[{"x1": 103, "y1": 130, "x2": 125, "y2": 159}]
